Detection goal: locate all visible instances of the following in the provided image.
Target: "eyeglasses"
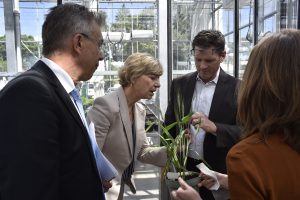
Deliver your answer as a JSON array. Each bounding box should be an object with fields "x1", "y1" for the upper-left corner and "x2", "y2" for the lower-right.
[{"x1": 80, "y1": 33, "x2": 103, "y2": 53}]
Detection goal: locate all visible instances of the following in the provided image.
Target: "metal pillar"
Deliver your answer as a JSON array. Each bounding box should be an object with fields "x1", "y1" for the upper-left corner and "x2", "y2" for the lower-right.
[
  {"x1": 14, "y1": 0, "x2": 22, "y2": 72},
  {"x1": 4, "y1": 0, "x2": 18, "y2": 75},
  {"x1": 234, "y1": 0, "x2": 239, "y2": 78},
  {"x1": 297, "y1": 0, "x2": 300, "y2": 29},
  {"x1": 253, "y1": 0, "x2": 259, "y2": 44},
  {"x1": 158, "y1": 0, "x2": 170, "y2": 115},
  {"x1": 158, "y1": 0, "x2": 171, "y2": 199}
]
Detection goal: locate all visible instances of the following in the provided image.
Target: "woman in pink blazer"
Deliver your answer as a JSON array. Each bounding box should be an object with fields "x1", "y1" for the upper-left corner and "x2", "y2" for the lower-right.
[{"x1": 87, "y1": 53, "x2": 167, "y2": 200}]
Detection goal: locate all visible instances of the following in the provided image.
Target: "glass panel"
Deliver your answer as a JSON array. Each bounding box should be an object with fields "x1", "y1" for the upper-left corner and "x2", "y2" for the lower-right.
[
  {"x1": 239, "y1": 26, "x2": 252, "y2": 78},
  {"x1": 238, "y1": 1, "x2": 254, "y2": 79},
  {"x1": 0, "y1": 0, "x2": 6, "y2": 74},
  {"x1": 80, "y1": 1, "x2": 160, "y2": 123},
  {"x1": 20, "y1": 2, "x2": 55, "y2": 71},
  {"x1": 172, "y1": 1, "x2": 226, "y2": 78},
  {"x1": 258, "y1": 0, "x2": 278, "y2": 36},
  {"x1": 223, "y1": 34, "x2": 234, "y2": 76},
  {"x1": 92, "y1": 2, "x2": 157, "y2": 99},
  {"x1": 94, "y1": 2, "x2": 159, "y2": 131},
  {"x1": 172, "y1": 2, "x2": 195, "y2": 78},
  {"x1": 216, "y1": 2, "x2": 235, "y2": 76}
]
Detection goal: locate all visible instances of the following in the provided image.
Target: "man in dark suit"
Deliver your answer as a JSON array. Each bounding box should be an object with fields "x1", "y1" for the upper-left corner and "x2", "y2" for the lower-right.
[
  {"x1": 165, "y1": 30, "x2": 241, "y2": 200},
  {"x1": 0, "y1": 3, "x2": 106, "y2": 200}
]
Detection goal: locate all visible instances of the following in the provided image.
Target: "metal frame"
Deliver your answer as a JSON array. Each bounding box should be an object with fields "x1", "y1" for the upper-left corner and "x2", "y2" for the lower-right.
[
  {"x1": 253, "y1": 0, "x2": 259, "y2": 44},
  {"x1": 234, "y1": 0, "x2": 239, "y2": 78},
  {"x1": 298, "y1": 0, "x2": 300, "y2": 29}
]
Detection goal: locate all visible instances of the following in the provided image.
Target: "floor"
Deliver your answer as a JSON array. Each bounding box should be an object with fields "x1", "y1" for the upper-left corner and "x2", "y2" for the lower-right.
[
  {"x1": 123, "y1": 161, "x2": 161, "y2": 200},
  {"x1": 123, "y1": 131, "x2": 171, "y2": 200}
]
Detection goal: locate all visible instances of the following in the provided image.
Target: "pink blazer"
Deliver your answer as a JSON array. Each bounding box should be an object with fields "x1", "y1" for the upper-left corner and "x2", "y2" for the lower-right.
[{"x1": 87, "y1": 87, "x2": 166, "y2": 200}]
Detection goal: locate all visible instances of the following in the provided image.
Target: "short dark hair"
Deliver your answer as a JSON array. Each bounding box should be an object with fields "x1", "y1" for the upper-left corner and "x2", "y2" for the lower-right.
[
  {"x1": 42, "y1": 3, "x2": 103, "y2": 56},
  {"x1": 192, "y1": 30, "x2": 225, "y2": 53}
]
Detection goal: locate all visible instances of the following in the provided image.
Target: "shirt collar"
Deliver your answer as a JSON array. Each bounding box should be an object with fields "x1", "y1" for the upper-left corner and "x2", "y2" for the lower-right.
[
  {"x1": 196, "y1": 67, "x2": 220, "y2": 85},
  {"x1": 41, "y1": 57, "x2": 76, "y2": 93}
]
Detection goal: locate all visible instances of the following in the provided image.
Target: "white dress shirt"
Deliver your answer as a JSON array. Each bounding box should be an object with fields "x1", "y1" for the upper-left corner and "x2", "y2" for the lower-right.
[
  {"x1": 188, "y1": 68, "x2": 220, "y2": 160},
  {"x1": 40, "y1": 58, "x2": 82, "y2": 118}
]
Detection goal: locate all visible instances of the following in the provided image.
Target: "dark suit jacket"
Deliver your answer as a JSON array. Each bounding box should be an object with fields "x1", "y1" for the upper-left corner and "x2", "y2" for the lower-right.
[
  {"x1": 165, "y1": 69, "x2": 240, "y2": 173},
  {"x1": 0, "y1": 61, "x2": 104, "y2": 200}
]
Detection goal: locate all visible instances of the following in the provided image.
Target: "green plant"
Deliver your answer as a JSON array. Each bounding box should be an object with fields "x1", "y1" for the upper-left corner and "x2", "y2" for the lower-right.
[
  {"x1": 159, "y1": 112, "x2": 193, "y2": 180},
  {"x1": 146, "y1": 92, "x2": 199, "y2": 181}
]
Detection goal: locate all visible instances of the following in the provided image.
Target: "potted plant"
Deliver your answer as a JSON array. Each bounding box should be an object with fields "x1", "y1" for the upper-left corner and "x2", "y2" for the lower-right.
[
  {"x1": 159, "y1": 112, "x2": 201, "y2": 191},
  {"x1": 145, "y1": 93, "x2": 202, "y2": 191}
]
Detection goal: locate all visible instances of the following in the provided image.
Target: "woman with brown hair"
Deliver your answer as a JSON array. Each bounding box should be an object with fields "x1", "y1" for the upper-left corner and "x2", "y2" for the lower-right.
[{"x1": 227, "y1": 29, "x2": 300, "y2": 199}]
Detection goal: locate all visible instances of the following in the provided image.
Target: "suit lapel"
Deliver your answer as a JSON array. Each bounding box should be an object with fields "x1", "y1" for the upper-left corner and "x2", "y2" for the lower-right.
[
  {"x1": 133, "y1": 103, "x2": 146, "y2": 159},
  {"x1": 117, "y1": 87, "x2": 134, "y2": 157},
  {"x1": 31, "y1": 61, "x2": 101, "y2": 181},
  {"x1": 32, "y1": 61, "x2": 88, "y2": 135},
  {"x1": 183, "y1": 72, "x2": 197, "y2": 115},
  {"x1": 209, "y1": 69, "x2": 228, "y2": 120}
]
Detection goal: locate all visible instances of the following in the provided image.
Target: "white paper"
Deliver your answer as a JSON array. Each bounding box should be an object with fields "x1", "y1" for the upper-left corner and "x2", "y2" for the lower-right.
[
  {"x1": 196, "y1": 163, "x2": 220, "y2": 190},
  {"x1": 98, "y1": 150, "x2": 118, "y2": 181},
  {"x1": 89, "y1": 122, "x2": 118, "y2": 181},
  {"x1": 167, "y1": 172, "x2": 180, "y2": 180}
]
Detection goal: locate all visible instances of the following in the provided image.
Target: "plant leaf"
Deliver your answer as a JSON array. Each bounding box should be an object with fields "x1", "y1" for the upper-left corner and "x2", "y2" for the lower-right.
[{"x1": 181, "y1": 112, "x2": 193, "y2": 124}]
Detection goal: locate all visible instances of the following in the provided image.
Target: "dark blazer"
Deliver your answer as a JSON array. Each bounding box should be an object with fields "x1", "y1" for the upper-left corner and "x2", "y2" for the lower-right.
[
  {"x1": 165, "y1": 69, "x2": 241, "y2": 174},
  {"x1": 0, "y1": 61, "x2": 104, "y2": 200}
]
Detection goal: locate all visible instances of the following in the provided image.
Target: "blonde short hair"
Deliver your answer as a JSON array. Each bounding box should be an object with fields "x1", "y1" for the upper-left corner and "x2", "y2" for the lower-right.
[{"x1": 118, "y1": 52, "x2": 163, "y2": 87}]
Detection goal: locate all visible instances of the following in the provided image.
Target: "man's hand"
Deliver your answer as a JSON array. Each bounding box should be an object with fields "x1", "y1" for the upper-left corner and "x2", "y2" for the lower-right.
[
  {"x1": 190, "y1": 112, "x2": 217, "y2": 134},
  {"x1": 103, "y1": 180, "x2": 112, "y2": 192},
  {"x1": 171, "y1": 178, "x2": 202, "y2": 200}
]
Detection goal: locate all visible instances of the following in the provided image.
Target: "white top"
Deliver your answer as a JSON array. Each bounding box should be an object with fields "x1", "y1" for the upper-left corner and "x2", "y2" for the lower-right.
[
  {"x1": 188, "y1": 67, "x2": 220, "y2": 160},
  {"x1": 41, "y1": 57, "x2": 75, "y2": 93},
  {"x1": 40, "y1": 58, "x2": 80, "y2": 115}
]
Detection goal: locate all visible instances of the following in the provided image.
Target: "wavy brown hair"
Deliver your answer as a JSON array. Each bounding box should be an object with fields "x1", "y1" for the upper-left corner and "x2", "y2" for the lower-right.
[{"x1": 238, "y1": 29, "x2": 300, "y2": 153}]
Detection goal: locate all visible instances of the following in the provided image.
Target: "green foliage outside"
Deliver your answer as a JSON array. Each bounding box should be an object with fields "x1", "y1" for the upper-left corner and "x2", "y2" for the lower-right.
[
  {"x1": 106, "y1": 5, "x2": 156, "y2": 58},
  {"x1": 0, "y1": 34, "x2": 40, "y2": 72},
  {"x1": 82, "y1": 96, "x2": 94, "y2": 106},
  {"x1": 82, "y1": 96, "x2": 94, "y2": 115},
  {"x1": 0, "y1": 35, "x2": 7, "y2": 72},
  {"x1": 174, "y1": 5, "x2": 192, "y2": 70},
  {"x1": 99, "y1": 5, "x2": 157, "y2": 92},
  {"x1": 21, "y1": 35, "x2": 41, "y2": 70}
]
